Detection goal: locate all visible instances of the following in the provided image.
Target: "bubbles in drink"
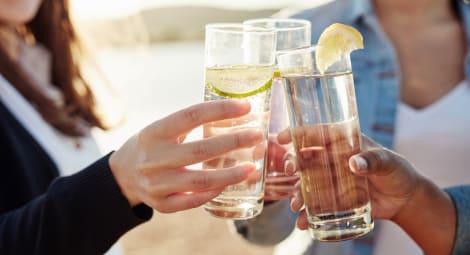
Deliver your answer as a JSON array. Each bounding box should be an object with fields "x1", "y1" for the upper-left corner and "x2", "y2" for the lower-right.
[{"x1": 203, "y1": 65, "x2": 274, "y2": 219}]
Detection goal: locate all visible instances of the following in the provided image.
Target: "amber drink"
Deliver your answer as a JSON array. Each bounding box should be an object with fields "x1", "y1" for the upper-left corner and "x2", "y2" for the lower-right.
[{"x1": 278, "y1": 46, "x2": 373, "y2": 241}]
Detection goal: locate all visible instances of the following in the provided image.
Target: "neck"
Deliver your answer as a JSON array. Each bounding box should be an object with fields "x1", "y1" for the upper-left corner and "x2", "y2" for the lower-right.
[
  {"x1": 374, "y1": 0, "x2": 456, "y2": 22},
  {"x1": 0, "y1": 26, "x2": 21, "y2": 61}
]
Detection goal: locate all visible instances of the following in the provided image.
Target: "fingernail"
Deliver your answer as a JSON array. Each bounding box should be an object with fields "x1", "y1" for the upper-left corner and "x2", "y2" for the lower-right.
[
  {"x1": 284, "y1": 160, "x2": 294, "y2": 174},
  {"x1": 350, "y1": 155, "x2": 368, "y2": 172},
  {"x1": 239, "y1": 162, "x2": 255, "y2": 174}
]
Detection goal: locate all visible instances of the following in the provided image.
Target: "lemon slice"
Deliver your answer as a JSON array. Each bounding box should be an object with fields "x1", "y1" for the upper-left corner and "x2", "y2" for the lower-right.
[
  {"x1": 205, "y1": 65, "x2": 274, "y2": 98},
  {"x1": 316, "y1": 23, "x2": 363, "y2": 74}
]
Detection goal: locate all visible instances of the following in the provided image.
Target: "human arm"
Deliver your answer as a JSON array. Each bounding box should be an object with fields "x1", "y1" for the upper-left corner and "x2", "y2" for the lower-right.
[
  {"x1": 232, "y1": 200, "x2": 297, "y2": 246},
  {"x1": 109, "y1": 99, "x2": 262, "y2": 211},
  {"x1": 0, "y1": 99, "x2": 262, "y2": 254},
  {"x1": 288, "y1": 135, "x2": 458, "y2": 255},
  {"x1": 0, "y1": 154, "x2": 152, "y2": 255}
]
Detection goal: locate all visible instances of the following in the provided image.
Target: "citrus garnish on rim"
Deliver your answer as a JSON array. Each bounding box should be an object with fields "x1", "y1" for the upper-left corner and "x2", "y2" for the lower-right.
[
  {"x1": 316, "y1": 23, "x2": 364, "y2": 74},
  {"x1": 205, "y1": 65, "x2": 274, "y2": 98}
]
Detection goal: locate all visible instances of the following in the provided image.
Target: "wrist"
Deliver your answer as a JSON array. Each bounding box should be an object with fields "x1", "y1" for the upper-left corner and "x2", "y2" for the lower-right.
[
  {"x1": 392, "y1": 175, "x2": 427, "y2": 225},
  {"x1": 109, "y1": 151, "x2": 141, "y2": 207},
  {"x1": 393, "y1": 176, "x2": 456, "y2": 255}
]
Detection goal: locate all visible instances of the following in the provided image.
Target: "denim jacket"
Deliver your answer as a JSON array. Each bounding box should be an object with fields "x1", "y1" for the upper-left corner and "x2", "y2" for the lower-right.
[
  {"x1": 446, "y1": 186, "x2": 470, "y2": 255},
  {"x1": 293, "y1": 0, "x2": 470, "y2": 149},
  {"x1": 233, "y1": 1, "x2": 470, "y2": 254},
  {"x1": 295, "y1": 0, "x2": 470, "y2": 253}
]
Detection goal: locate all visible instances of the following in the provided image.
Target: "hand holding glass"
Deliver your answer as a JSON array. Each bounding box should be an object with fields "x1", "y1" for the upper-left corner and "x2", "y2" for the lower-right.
[
  {"x1": 277, "y1": 46, "x2": 374, "y2": 241},
  {"x1": 203, "y1": 24, "x2": 276, "y2": 219}
]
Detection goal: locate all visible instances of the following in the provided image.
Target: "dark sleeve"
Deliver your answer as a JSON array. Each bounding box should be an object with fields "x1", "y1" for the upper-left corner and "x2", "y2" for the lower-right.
[
  {"x1": 445, "y1": 185, "x2": 470, "y2": 255},
  {"x1": 0, "y1": 153, "x2": 153, "y2": 255}
]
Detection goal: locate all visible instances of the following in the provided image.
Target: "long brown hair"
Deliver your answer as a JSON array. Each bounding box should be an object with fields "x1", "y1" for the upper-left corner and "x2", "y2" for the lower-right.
[{"x1": 0, "y1": 0, "x2": 111, "y2": 136}]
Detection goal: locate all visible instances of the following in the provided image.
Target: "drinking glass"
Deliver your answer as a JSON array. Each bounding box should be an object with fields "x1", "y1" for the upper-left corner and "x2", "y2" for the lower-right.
[
  {"x1": 203, "y1": 23, "x2": 277, "y2": 219},
  {"x1": 243, "y1": 18, "x2": 311, "y2": 200},
  {"x1": 277, "y1": 46, "x2": 374, "y2": 241}
]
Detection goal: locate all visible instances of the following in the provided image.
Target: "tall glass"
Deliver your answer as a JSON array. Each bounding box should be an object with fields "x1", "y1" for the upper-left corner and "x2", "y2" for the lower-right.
[
  {"x1": 243, "y1": 18, "x2": 311, "y2": 200},
  {"x1": 203, "y1": 24, "x2": 277, "y2": 219},
  {"x1": 277, "y1": 46, "x2": 374, "y2": 241}
]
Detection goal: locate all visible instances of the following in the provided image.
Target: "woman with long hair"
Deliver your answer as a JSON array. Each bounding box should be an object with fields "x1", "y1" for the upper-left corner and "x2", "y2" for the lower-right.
[{"x1": 0, "y1": 1, "x2": 263, "y2": 254}]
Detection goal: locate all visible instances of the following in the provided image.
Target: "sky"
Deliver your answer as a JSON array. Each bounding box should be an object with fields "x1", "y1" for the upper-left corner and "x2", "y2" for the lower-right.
[{"x1": 70, "y1": 0, "x2": 332, "y2": 19}]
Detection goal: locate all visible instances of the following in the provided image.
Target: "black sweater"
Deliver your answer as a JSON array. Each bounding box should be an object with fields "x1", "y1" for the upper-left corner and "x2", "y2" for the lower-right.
[{"x1": 0, "y1": 101, "x2": 153, "y2": 255}]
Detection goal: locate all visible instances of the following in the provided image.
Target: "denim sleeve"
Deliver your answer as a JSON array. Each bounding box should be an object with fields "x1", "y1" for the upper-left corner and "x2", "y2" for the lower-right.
[
  {"x1": 444, "y1": 185, "x2": 470, "y2": 255},
  {"x1": 231, "y1": 200, "x2": 364, "y2": 255},
  {"x1": 231, "y1": 200, "x2": 297, "y2": 246}
]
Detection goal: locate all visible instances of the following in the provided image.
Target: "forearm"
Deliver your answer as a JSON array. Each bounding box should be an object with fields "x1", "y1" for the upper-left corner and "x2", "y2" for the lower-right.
[
  {"x1": 232, "y1": 199, "x2": 296, "y2": 245},
  {"x1": 0, "y1": 154, "x2": 153, "y2": 255},
  {"x1": 393, "y1": 176, "x2": 456, "y2": 255}
]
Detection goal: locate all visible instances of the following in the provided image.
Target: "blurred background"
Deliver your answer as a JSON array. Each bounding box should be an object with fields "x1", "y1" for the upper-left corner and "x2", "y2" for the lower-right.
[{"x1": 69, "y1": 1, "x2": 331, "y2": 254}]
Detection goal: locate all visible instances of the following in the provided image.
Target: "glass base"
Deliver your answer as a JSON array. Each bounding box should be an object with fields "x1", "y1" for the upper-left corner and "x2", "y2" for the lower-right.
[
  {"x1": 204, "y1": 197, "x2": 263, "y2": 220},
  {"x1": 308, "y1": 202, "x2": 374, "y2": 241}
]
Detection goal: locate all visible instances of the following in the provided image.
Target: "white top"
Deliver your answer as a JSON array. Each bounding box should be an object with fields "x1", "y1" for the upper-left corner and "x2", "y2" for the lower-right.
[
  {"x1": 0, "y1": 39, "x2": 122, "y2": 254},
  {"x1": 374, "y1": 80, "x2": 470, "y2": 255},
  {"x1": 0, "y1": 36, "x2": 102, "y2": 176},
  {"x1": 0, "y1": 74, "x2": 101, "y2": 176},
  {"x1": 0, "y1": 75, "x2": 124, "y2": 255}
]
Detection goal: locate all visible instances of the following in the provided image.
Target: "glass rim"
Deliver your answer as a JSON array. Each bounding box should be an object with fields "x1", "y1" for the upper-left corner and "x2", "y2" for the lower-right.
[
  {"x1": 243, "y1": 18, "x2": 311, "y2": 31},
  {"x1": 276, "y1": 45, "x2": 317, "y2": 58},
  {"x1": 205, "y1": 23, "x2": 277, "y2": 35},
  {"x1": 276, "y1": 45, "x2": 352, "y2": 75}
]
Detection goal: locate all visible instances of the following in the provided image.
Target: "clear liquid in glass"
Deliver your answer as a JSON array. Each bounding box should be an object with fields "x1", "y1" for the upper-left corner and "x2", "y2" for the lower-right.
[{"x1": 203, "y1": 65, "x2": 273, "y2": 219}]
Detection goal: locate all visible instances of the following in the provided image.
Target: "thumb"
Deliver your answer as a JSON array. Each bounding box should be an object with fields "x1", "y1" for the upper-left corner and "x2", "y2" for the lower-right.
[
  {"x1": 349, "y1": 149, "x2": 419, "y2": 193},
  {"x1": 349, "y1": 149, "x2": 410, "y2": 176}
]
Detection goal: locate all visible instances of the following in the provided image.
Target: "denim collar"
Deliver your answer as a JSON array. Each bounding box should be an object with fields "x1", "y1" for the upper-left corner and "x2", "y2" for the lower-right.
[
  {"x1": 457, "y1": 0, "x2": 470, "y2": 39},
  {"x1": 344, "y1": 0, "x2": 375, "y2": 24},
  {"x1": 345, "y1": 0, "x2": 470, "y2": 24}
]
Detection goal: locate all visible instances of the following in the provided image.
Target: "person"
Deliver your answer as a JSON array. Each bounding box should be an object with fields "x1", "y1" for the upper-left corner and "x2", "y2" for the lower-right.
[
  {"x1": 1, "y1": 97, "x2": 262, "y2": 255},
  {"x1": 288, "y1": 135, "x2": 470, "y2": 255},
  {"x1": 0, "y1": 0, "x2": 124, "y2": 252},
  {"x1": 0, "y1": 0, "x2": 264, "y2": 254},
  {"x1": 233, "y1": 0, "x2": 470, "y2": 254}
]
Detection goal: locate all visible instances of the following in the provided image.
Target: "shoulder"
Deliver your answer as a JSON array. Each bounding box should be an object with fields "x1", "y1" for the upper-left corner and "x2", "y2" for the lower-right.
[
  {"x1": 445, "y1": 185, "x2": 470, "y2": 255},
  {"x1": 446, "y1": 185, "x2": 470, "y2": 213},
  {"x1": 457, "y1": 0, "x2": 470, "y2": 13},
  {"x1": 290, "y1": 0, "x2": 357, "y2": 42},
  {"x1": 457, "y1": 0, "x2": 470, "y2": 31}
]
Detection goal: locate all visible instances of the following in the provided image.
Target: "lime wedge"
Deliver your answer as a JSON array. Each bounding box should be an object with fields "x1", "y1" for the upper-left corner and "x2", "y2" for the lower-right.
[
  {"x1": 205, "y1": 65, "x2": 274, "y2": 98},
  {"x1": 206, "y1": 78, "x2": 272, "y2": 98}
]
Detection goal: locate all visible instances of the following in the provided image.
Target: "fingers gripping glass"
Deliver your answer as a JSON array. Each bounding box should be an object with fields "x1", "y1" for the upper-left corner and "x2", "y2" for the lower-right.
[{"x1": 277, "y1": 46, "x2": 374, "y2": 241}]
